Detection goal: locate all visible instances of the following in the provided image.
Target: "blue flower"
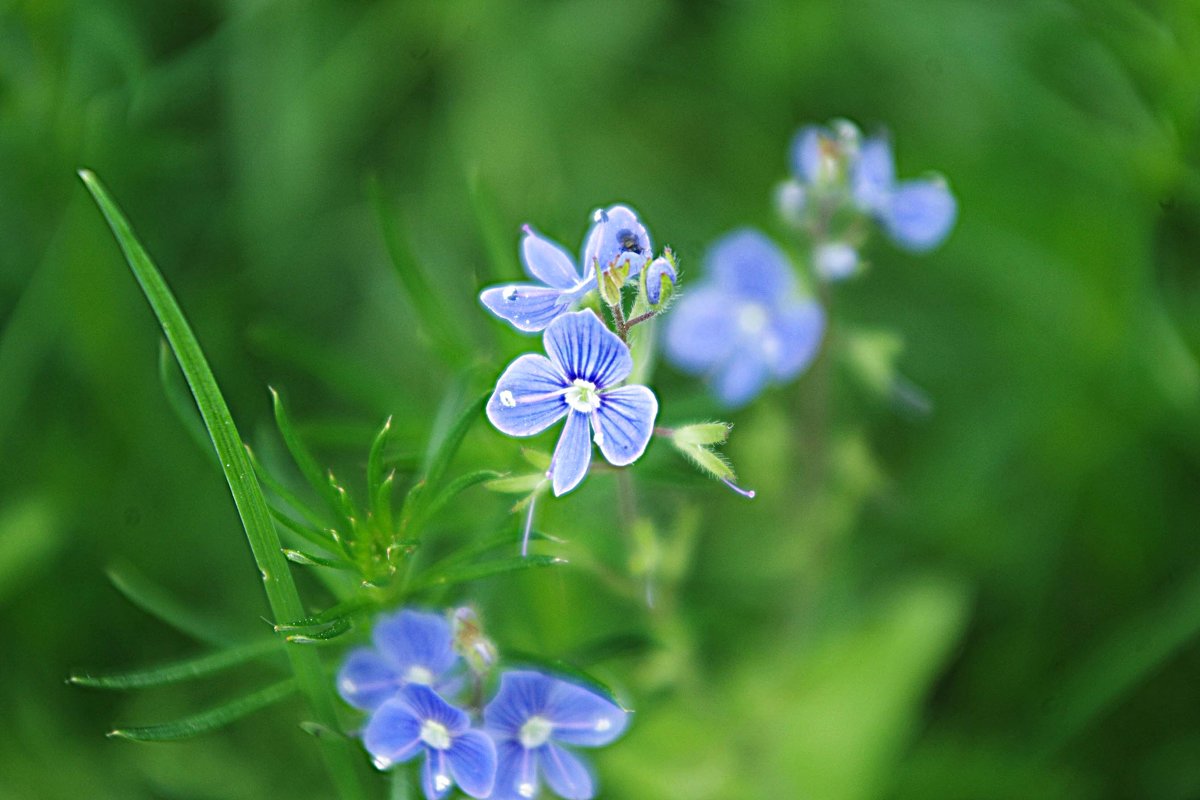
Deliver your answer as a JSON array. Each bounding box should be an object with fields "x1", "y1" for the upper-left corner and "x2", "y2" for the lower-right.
[
  {"x1": 484, "y1": 671, "x2": 628, "y2": 800},
  {"x1": 851, "y1": 134, "x2": 957, "y2": 252},
  {"x1": 364, "y1": 684, "x2": 497, "y2": 800},
  {"x1": 643, "y1": 254, "x2": 677, "y2": 306},
  {"x1": 338, "y1": 609, "x2": 461, "y2": 712},
  {"x1": 664, "y1": 229, "x2": 825, "y2": 408},
  {"x1": 486, "y1": 309, "x2": 658, "y2": 496},
  {"x1": 480, "y1": 206, "x2": 651, "y2": 333}
]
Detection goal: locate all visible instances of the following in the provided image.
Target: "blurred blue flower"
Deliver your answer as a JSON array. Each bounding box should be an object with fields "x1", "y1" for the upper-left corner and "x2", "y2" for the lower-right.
[
  {"x1": 665, "y1": 229, "x2": 825, "y2": 408},
  {"x1": 479, "y1": 206, "x2": 651, "y2": 333},
  {"x1": 484, "y1": 671, "x2": 628, "y2": 800},
  {"x1": 338, "y1": 609, "x2": 461, "y2": 712},
  {"x1": 364, "y1": 684, "x2": 496, "y2": 800},
  {"x1": 851, "y1": 135, "x2": 957, "y2": 252},
  {"x1": 486, "y1": 310, "x2": 658, "y2": 496}
]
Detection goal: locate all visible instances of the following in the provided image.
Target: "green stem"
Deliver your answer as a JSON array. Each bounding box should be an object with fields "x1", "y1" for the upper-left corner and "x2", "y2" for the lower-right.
[{"x1": 79, "y1": 170, "x2": 366, "y2": 800}]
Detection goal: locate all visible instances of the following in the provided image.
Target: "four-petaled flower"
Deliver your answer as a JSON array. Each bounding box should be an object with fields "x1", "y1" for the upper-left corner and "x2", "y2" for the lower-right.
[
  {"x1": 365, "y1": 684, "x2": 497, "y2": 800},
  {"x1": 486, "y1": 309, "x2": 658, "y2": 496},
  {"x1": 484, "y1": 671, "x2": 628, "y2": 800},
  {"x1": 665, "y1": 229, "x2": 825, "y2": 408},
  {"x1": 338, "y1": 609, "x2": 461, "y2": 712},
  {"x1": 479, "y1": 205, "x2": 651, "y2": 333}
]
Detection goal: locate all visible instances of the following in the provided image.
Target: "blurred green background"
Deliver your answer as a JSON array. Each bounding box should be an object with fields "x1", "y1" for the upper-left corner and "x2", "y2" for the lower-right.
[{"x1": 3, "y1": 0, "x2": 1200, "y2": 797}]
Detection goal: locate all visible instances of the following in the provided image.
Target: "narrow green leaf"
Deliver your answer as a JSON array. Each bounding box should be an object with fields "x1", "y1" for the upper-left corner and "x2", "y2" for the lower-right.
[
  {"x1": 285, "y1": 617, "x2": 352, "y2": 644},
  {"x1": 283, "y1": 548, "x2": 356, "y2": 571},
  {"x1": 107, "y1": 679, "x2": 297, "y2": 742},
  {"x1": 69, "y1": 638, "x2": 281, "y2": 690},
  {"x1": 271, "y1": 387, "x2": 347, "y2": 523},
  {"x1": 421, "y1": 470, "x2": 502, "y2": 523},
  {"x1": 412, "y1": 554, "x2": 564, "y2": 593},
  {"x1": 423, "y1": 390, "x2": 488, "y2": 492},
  {"x1": 107, "y1": 562, "x2": 237, "y2": 648},
  {"x1": 369, "y1": 176, "x2": 471, "y2": 366},
  {"x1": 80, "y1": 170, "x2": 365, "y2": 798},
  {"x1": 520, "y1": 448, "x2": 552, "y2": 471},
  {"x1": 269, "y1": 506, "x2": 343, "y2": 555},
  {"x1": 157, "y1": 339, "x2": 214, "y2": 460},
  {"x1": 422, "y1": 529, "x2": 561, "y2": 578},
  {"x1": 368, "y1": 416, "x2": 394, "y2": 530},
  {"x1": 466, "y1": 169, "x2": 518, "y2": 283},
  {"x1": 247, "y1": 445, "x2": 332, "y2": 533},
  {"x1": 275, "y1": 599, "x2": 374, "y2": 633},
  {"x1": 484, "y1": 473, "x2": 548, "y2": 495}
]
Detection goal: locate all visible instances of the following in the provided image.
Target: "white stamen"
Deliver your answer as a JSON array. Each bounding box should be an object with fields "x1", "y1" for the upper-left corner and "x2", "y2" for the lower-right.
[
  {"x1": 372, "y1": 755, "x2": 392, "y2": 770},
  {"x1": 736, "y1": 302, "x2": 769, "y2": 336},
  {"x1": 499, "y1": 390, "x2": 516, "y2": 407},
  {"x1": 518, "y1": 782, "x2": 536, "y2": 798},
  {"x1": 434, "y1": 774, "x2": 451, "y2": 792},
  {"x1": 420, "y1": 720, "x2": 452, "y2": 750},
  {"x1": 404, "y1": 665, "x2": 434, "y2": 686},
  {"x1": 595, "y1": 718, "x2": 612, "y2": 732},
  {"x1": 564, "y1": 379, "x2": 601, "y2": 413},
  {"x1": 519, "y1": 715, "x2": 554, "y2": 749}
]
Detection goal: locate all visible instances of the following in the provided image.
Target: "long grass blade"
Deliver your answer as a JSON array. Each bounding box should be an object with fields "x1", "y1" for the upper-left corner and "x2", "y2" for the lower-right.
[
  {"x1": 107, "y1": 679, "x2": 297, "y2": 742},
  {"x1": 271, "y1": 387, "x2": 347, "y2": 523},
  {"x1": 107, "y1": 562, "x2": 238, "y2": 648},
  {"x1": 70, "y1": 638, "x2": 281, "y2": 690},
  {"x1": 80, "y1": 170, "x2": 365, "y2": 798}
]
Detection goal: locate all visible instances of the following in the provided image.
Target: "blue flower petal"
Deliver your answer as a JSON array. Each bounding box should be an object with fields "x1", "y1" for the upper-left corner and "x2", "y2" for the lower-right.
[
  {"x1": 522, "y1": 227, "x2": 582, "y2": 290},
  {"x1": 766, "y1": 299, "x2": 825, "y2": 380},
  {"x1": 447, "y1": 729, "x2": 498, "y2": 798},
  {"x1": 543, "y1": 310, "x2": 631, "y2": 387},
  {"x1": 541, "y1": 744, "x2": 595, "y2": 800},
  {"x1": 401, "y1": 684, "x2": 471, "y2": 733},
  {"x1": 713, "y1": 349, "x2": 771, "y2": 409},
  {"x1": 543, "y1": 679, "x2": 628, "y2": 747},
  {"x1": 373, "y1": 610, "x2": 459, "y2": 684},
  {"x1": 643, "y1": 256, "x2": 676, "y2": 305},
  {"x1": 663, "y1": 286, "x2": 736, "y2": 374},
  {"x1": 708, "y1": 229, "x2": 796, "y2": 304},
  {"x1": 363, "y1": 697, "x2": 423, "y2": 770},
  {"x1": 422, "y1": 749, "x2": 453, "y2": 800},
  {"x1": 593, "y1": 386, "x2": 657, "y2": 467},
  {"x1": 487, "y1": 354, "x2": 569, "y2": 438},
  {"x1": 788, "y1": 125, "x2": 825, "y2": 182},
  {"x1": 337, "y1": 647, "x2": 398, "y2": 711},
  {"x1": 489, "y1": 740, "x2": 538, "y2": 800},
  {"x1": 485, "y1": 671, "x2": 553, "y2": 737},
  {"x1": 582, "y1": 205, "x2": 651, "y2": 278},
  {"x1": 550, "y1": 410, "x2": 592, "y2": 496},
  {"x1": 852, "y1": 135, "x2": 896, "y2": 213},
  {"x1": 882, "y1": 178, "x2": 957, "y2": 252},
  {"x1": 480, "y1": 284, "x2": 575, "y2": 333}
]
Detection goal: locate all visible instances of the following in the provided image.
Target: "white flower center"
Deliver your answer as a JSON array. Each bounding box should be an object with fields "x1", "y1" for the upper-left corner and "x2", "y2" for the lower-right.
[
  {"x1": 434, "y1": 773, "x2": 451, "y2": 792},
  {"x1": 563, "y1": 379, "x2": 601, "y2": 413},
  {"x1": 736, "y1": 302, "x2": 770, "y2": 336},
  {"x1": 420, "y1": 719, "x2": 452, "y2": 750},
  {"x1": 404, "y1": 665, "x2": 434, "y2": 686},
  {"x1": 595, "y1": 718, "x2": 612, "y2": 732},
  {"x1": 518, "y1": 715, "x2": 554, "y2": 749},
  {"x1": 518, "y1": 782, "x2": 536, "y2": 798}
]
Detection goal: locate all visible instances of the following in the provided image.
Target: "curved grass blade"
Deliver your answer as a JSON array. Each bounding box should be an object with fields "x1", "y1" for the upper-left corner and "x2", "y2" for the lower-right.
[
  {"x1": 422, "y1": 529, "x2": 560, "y2": 578},
  {"x1": 285, "y1": 617, "x2": 352, "y2": 644},
  {"x1": 270, "y1": 506, "x2": 342, "y2": 554},
  {"x1": 369, "y1": 176, "x2": 472, "y2": 367},
  {"x1": 107, "y1": 679, "x2": 297, "y2": 742},
  {"x1": 70, "y1": 638, "x2": 281, "y2": 690},
  {"x1": 411, "y1": 554, "x2": 564, "y2": 593},
  {"x1": 283, "y1": 548, "x2": 356, "y2": 571},
  {"x1": 419, "y1": 469, "x2": 502, "y2": 524},
  {"x1": 275, "y1": 599, "x2": 374, "y2": 633},
  {"x1": 80, "y1": 170, "x2": 365, "y2": 799},
  {"x1": 271, "y1": 387, "x2": 347, "y2": 523},
  {"x1": 107, "y1": 561, "x2": 238, "y2": 648},
  {"x1": 157, "y1": 339, "x2": 215, "y2": 462},
  {"x1": 247, "y1": 446, "x2": 332, "y2": 533},
  {"x1": 423, "y1": 390, "x2": 488, "y2": 492},
  {"x1": 368, "y1": 416, "x2": 394, "y2": 529}
]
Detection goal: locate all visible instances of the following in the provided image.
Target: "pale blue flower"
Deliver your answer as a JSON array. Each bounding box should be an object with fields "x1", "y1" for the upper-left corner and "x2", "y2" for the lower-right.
[
  {"x1": 364, "y1": 684, "x2": 497, "y2": 800},
  {"x1": 486, "y1": 310, "x2": 658, "y2": 496},
  {"x1": 851, "y1": 135, "x2": 957, "y2": 252},
  {"x1": 484, "y1": 671, "x2": 628, "y2": 800},
  {"x1": 665, "y1": 229, "x2": 825, "y2": 408},
  {"x1": 643, "y1": 255, "x2": 677, "y2": 305},
  {"x1": 479, "y1": 206, "x2": 651, "y2": 333},
  {"x1": 338, "y1": 609, "x2": 461, "y2": 712}
]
